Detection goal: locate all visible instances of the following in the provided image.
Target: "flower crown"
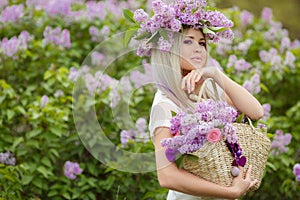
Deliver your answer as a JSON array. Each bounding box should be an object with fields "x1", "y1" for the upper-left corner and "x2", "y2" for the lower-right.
[{"x1": 124, "y1": 0, "x2": 234, "y2": 57}]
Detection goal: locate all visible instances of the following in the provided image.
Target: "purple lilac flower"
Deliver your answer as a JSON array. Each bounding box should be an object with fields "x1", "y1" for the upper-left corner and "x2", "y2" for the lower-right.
[
  {"x1": 291, "y1": 40, "x2": 300, "y2": 49},
  {"x1": 261, "y1": 7, "x2": 273, "y2": 23},
  {"x1": 162, "y1": 99, "x2": 238, "y2": 155},
  {"x1": 270, "y1": 130, "x2": 292, "y2": 156},
  {"x1": 64, "y1": 161, "x2": 83, "y2": 180},
  {"x1": 243, "y1": 74, "x2": 261, "y2": 95},
  {"x1": 234, "y1": 59, "x2": 252, "y2": 72},
  {"x1": 109, "y1": 88, "x2": 121, "y2": 108},
  {"x1": 0, "y1": 151, "x2": 16, "y2": 166},
  {"x1": 235, "y1": 39, "x2": 253, "y2": 55},
  {"x1": 43, "y1": 0, "x2": 72, "y2": 17},
  {"x1": 91, "y1": 52, "x2": 105, "y2": 67},
  {"x1": 0, "y1": 0, "x2": 8, "y2": 11},
  {"x1": 262, "y1": 103, "x2": 271, "y2": 121},
  {"x1": 86, "y1": 1, "x2": 106, "y2": 21},
  {"x1": 130, "y1": 60, "x2": 153, "y2": 88},
  {"x1": 40, "y1": 95, "x2": 49, "y2": 108},
  {"x1": 54, "y1": 90, "x2": 64, "y2": 98},
  {"x1": 120, "y1": 129, "x2": 136, "y2": 146},
  {"x1": 0, "y1": 4, "x2": 23, "y2": 23},
  {"x1": 0, "y1": 37, "x2": 19, "y2": 58},
  {"x1": 280, "y1": 37, "x2": 291, "y2": 53},
  {"x1": 240, "y1": 10, "x2": 254, "y2": 27},
  {"x1": 134, "y1": 9, "x2": 149, "y2": 23},
  {"x1": 293, "y1": 163, "x2": 300, "y2": 182},
  {"x1": 85, "y1": 73, "x2": 98, "y2": 95},
  {"x1": 43, "y1": 26, "x2": 71, "y2": 48},
  {"x1": 0, "y1": 31, "x2": 32, "y2": 58},
  {"x1": 284, "y1": 51, "x2": 296, "y2": 69}
]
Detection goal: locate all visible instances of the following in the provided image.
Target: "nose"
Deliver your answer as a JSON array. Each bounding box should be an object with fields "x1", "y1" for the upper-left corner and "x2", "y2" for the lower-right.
[{"x1": 194, "y1": 43, "x2": 202, "y2": 53}]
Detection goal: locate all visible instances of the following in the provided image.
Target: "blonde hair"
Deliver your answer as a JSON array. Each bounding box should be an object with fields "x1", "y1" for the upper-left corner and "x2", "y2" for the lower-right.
[{"x1": 151, "y1": 29, "x2": 216, "y2": 111}]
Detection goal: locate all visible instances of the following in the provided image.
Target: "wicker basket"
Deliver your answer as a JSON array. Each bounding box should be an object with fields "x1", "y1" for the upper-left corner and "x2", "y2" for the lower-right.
[{"x1": 182, "y1": 122, "x2": 270, "y2": 190}]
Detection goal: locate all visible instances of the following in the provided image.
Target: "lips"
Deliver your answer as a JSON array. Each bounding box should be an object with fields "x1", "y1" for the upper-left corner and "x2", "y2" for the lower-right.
[{"x1": 191, "y1": 56, "x2": 202, "y2": 62}]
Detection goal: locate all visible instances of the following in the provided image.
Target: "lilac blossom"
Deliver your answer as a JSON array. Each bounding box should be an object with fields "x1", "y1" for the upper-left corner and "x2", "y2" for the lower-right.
[
  {"x1": 0, "y1": 151, "x2": 16, "y2": 166},
  {"x1": 261, "y1": 104, "x2": 271, "y2": 121},
  {"x1": 68, "y1": 65, "x2": 90, "y2": 82},
  {"x1": 89, "y1": 26, "x2": 110, "y2": 42},
  {"x1": 161, "y1": 99, "x2": 239, "y2": 161},
  {"x1": 280, "y1": 37, "x2": 291, "y2": 53},
  {"x1": 134, "y1": 0, "x2": 234, "y2": 56},
  {"x1": 284, "y1": 51, "x2": 296, "y2": 69},
  {"x1": 270, "y1": 130, "x2": 292, "y2": 156},
  {"x1": 235, "y1": 39, "x2": 253, "y2": 55},
  {"x1": 240, "y1": 10, "x2": 254, "y2": 27},
  {"x1": 86, "y1": 1, "x2": 107, "y2": 21},
  {"x1": 130, "y1": 60, "x2": 153, "y2": 88},
  {"x1": 54, "y1": 90, "x2": 64, "y2": 98},
  {"x1": 120, "y1": 117, "x2": 150, "y2": 146},
  {"x1": 293, "y1": 164, "x2": 300, "y2": 182},
  {"x1": 40, "y1": 95, "x2": 49, "y2": 108},
  {"x1": 64, "y1": 161, "x2": 83, "y2": 180},
  {"x1": 91, "y1": 52, "x2": 105, "y2": 67},
  {"x1": 43, "y1": 26, "x2": 71, "y2": 48},
  {"x1": 0, "y1": 31, "x2": 32, "y2": 58},
  {"x1": 43, "y1": 0, "x2": 72, "y2": 17},
  {"x1": 261, "y1": 7, "x2": 273, "y2": 23},
  {"x1": 0, "y1": 4, "x2": 23, "y2": 23},
  {"x1": 0, "y1": 0, "x2": 8, "y2": 11},
  {"x1": 291, "y1": 40, "x2": 300, "y2": 49},
  {"x1": 243, "y1": 74, "x2": 261, "y2": 95},
  {"x1": 134, "y1": 9, "x2": 149, "y2": 23}
]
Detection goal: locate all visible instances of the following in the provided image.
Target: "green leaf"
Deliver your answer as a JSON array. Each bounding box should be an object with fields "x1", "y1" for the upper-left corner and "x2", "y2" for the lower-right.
[
  {"x1": 49, "y1": 127, "x2": 63, "y2": 137},
  {"x1": 146, "y1": 31, "x2": 160, "y2": 44},
  {"x1": 12, "y1": 137, "x2": 24, "y2": 150},
  {"x1": 158, "y1": 29, "x2": 169, "y2": 40},
  {"x1": 41, "y1": 157, "x2": 52, "y2": 168},
  {"x1": 26, "y1": 129, "x2": 42, "y2": 139},
  {"x1": 135, "y1": 31, "x2": 151, "y2": 40},
  {"x1": 7, "y1": 109, "x2": 15, "y2": 120},
  {"x1": 123, "y1": 9, "x2": 136, "y2": 24},
  {"x1": 175, "y1": 154, "x2": 184, "y2": 168},
  {"x1": 124, "y1": 29, "x2": 138, "y2": 46},
  {"x1": 209, "y1": 26, "x2": 227, "y2": 32},
  {"x1": 236, "y1": 113, "x2": 245, "y2": 123},
  {"x1": 22, "y1": 175, "x2": 34, "y2": 185},
  {"x1": 203, "y1": 27, "x2": 216, "y2": 35}
]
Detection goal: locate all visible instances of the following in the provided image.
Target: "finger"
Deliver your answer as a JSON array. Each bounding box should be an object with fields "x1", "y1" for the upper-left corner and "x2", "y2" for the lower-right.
[
  {"x1": 245, "y1": 165, "x2": 252, "y2": 179},
  {"x1": 190, "y1": 71, "x2": 203, "y2": 92},
  {"x1": 181, "y1": 76, "x2": 187, "y2": 90}
]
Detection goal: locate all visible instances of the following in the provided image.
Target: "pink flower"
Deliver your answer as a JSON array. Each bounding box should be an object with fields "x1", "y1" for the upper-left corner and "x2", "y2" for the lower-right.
[{"x1": 206, "y1": 128, "x2": 222, "y2": 143}]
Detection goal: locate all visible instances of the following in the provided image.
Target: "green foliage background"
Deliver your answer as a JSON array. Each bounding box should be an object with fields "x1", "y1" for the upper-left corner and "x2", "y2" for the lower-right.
[{"x1": 0, "y1": 0, "x2": 299, "y2": 199}]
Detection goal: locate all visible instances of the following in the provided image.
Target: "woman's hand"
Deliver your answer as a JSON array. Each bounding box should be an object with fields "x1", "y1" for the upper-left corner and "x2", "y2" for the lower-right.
[
  {"x1": 230, "y1": 165, "x2": 258, "y2": 198},
  {"x1": 181, "y1": 67, "x2": 218, "y2": 93}
]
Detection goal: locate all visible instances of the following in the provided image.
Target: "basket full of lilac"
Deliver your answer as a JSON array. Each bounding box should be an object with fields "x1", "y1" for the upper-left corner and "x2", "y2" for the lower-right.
[{"x1": 161, "y1": 99, "x2": 270, "y2": 190}]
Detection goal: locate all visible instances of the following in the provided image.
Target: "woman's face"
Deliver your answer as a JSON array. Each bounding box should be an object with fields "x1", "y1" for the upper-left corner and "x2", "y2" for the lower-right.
[{"x1": 180, "y1": 28, "x2": 207, "y2": 75}]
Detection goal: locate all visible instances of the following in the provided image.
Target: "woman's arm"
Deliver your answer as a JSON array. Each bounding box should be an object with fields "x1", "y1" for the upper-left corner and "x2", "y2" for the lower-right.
[
  {"x1": 153, "y1": 127, "x2": 257, "y2": 199},
  {"x1": 181, "y1": 68, "x2": 264, "y2": 120},
  {"x1": 214, "y1": 69, "x2": 264, "y2": 120}
]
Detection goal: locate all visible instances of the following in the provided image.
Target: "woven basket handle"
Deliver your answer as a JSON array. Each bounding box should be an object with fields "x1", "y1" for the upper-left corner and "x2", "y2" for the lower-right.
[
  {"x1": 193, "y1": 79, "x2": 256, "y2": 130},
  {"x1": 191, "y1": 78, "x2": 220, "y2": 103}
]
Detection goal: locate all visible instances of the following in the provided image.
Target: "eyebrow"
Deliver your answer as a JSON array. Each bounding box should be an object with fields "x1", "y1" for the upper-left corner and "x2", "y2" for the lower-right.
[{"x1": 185, "y1": 35, "x2": 205, "y2": 41}]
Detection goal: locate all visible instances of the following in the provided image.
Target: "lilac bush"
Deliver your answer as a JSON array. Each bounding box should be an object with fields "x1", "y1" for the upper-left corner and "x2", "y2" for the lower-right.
[{"x1": 0, "y1": 0, "x2": 299, "y2": 199}]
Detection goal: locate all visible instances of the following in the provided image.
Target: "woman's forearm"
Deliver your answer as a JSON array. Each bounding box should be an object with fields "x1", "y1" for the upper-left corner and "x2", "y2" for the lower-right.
[{"x1": 215, "y1": 69, "x2": 264, "y2": 120}]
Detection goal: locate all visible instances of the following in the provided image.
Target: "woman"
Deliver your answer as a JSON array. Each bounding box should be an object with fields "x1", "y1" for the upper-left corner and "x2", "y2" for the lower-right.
[
  {"x1": 132, "y1": 1, "x2": 264, "y2": 199},
  {"x1": 148, "y1": 27, "x2": 263, "y2": 200}
]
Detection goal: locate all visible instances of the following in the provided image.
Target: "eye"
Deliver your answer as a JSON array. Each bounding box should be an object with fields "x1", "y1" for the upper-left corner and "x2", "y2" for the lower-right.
[
  {"x1": 183, "y1": 39, "x2": 193, "y2": 44},
  {"x1": 199, "y1": 42, "x2": 206, "y2": 47}
]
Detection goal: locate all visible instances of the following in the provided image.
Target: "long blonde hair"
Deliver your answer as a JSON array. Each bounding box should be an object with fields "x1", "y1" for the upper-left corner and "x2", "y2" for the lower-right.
[{"x1": 151, "y1": 29, "x2": 215, "y2": 111}]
